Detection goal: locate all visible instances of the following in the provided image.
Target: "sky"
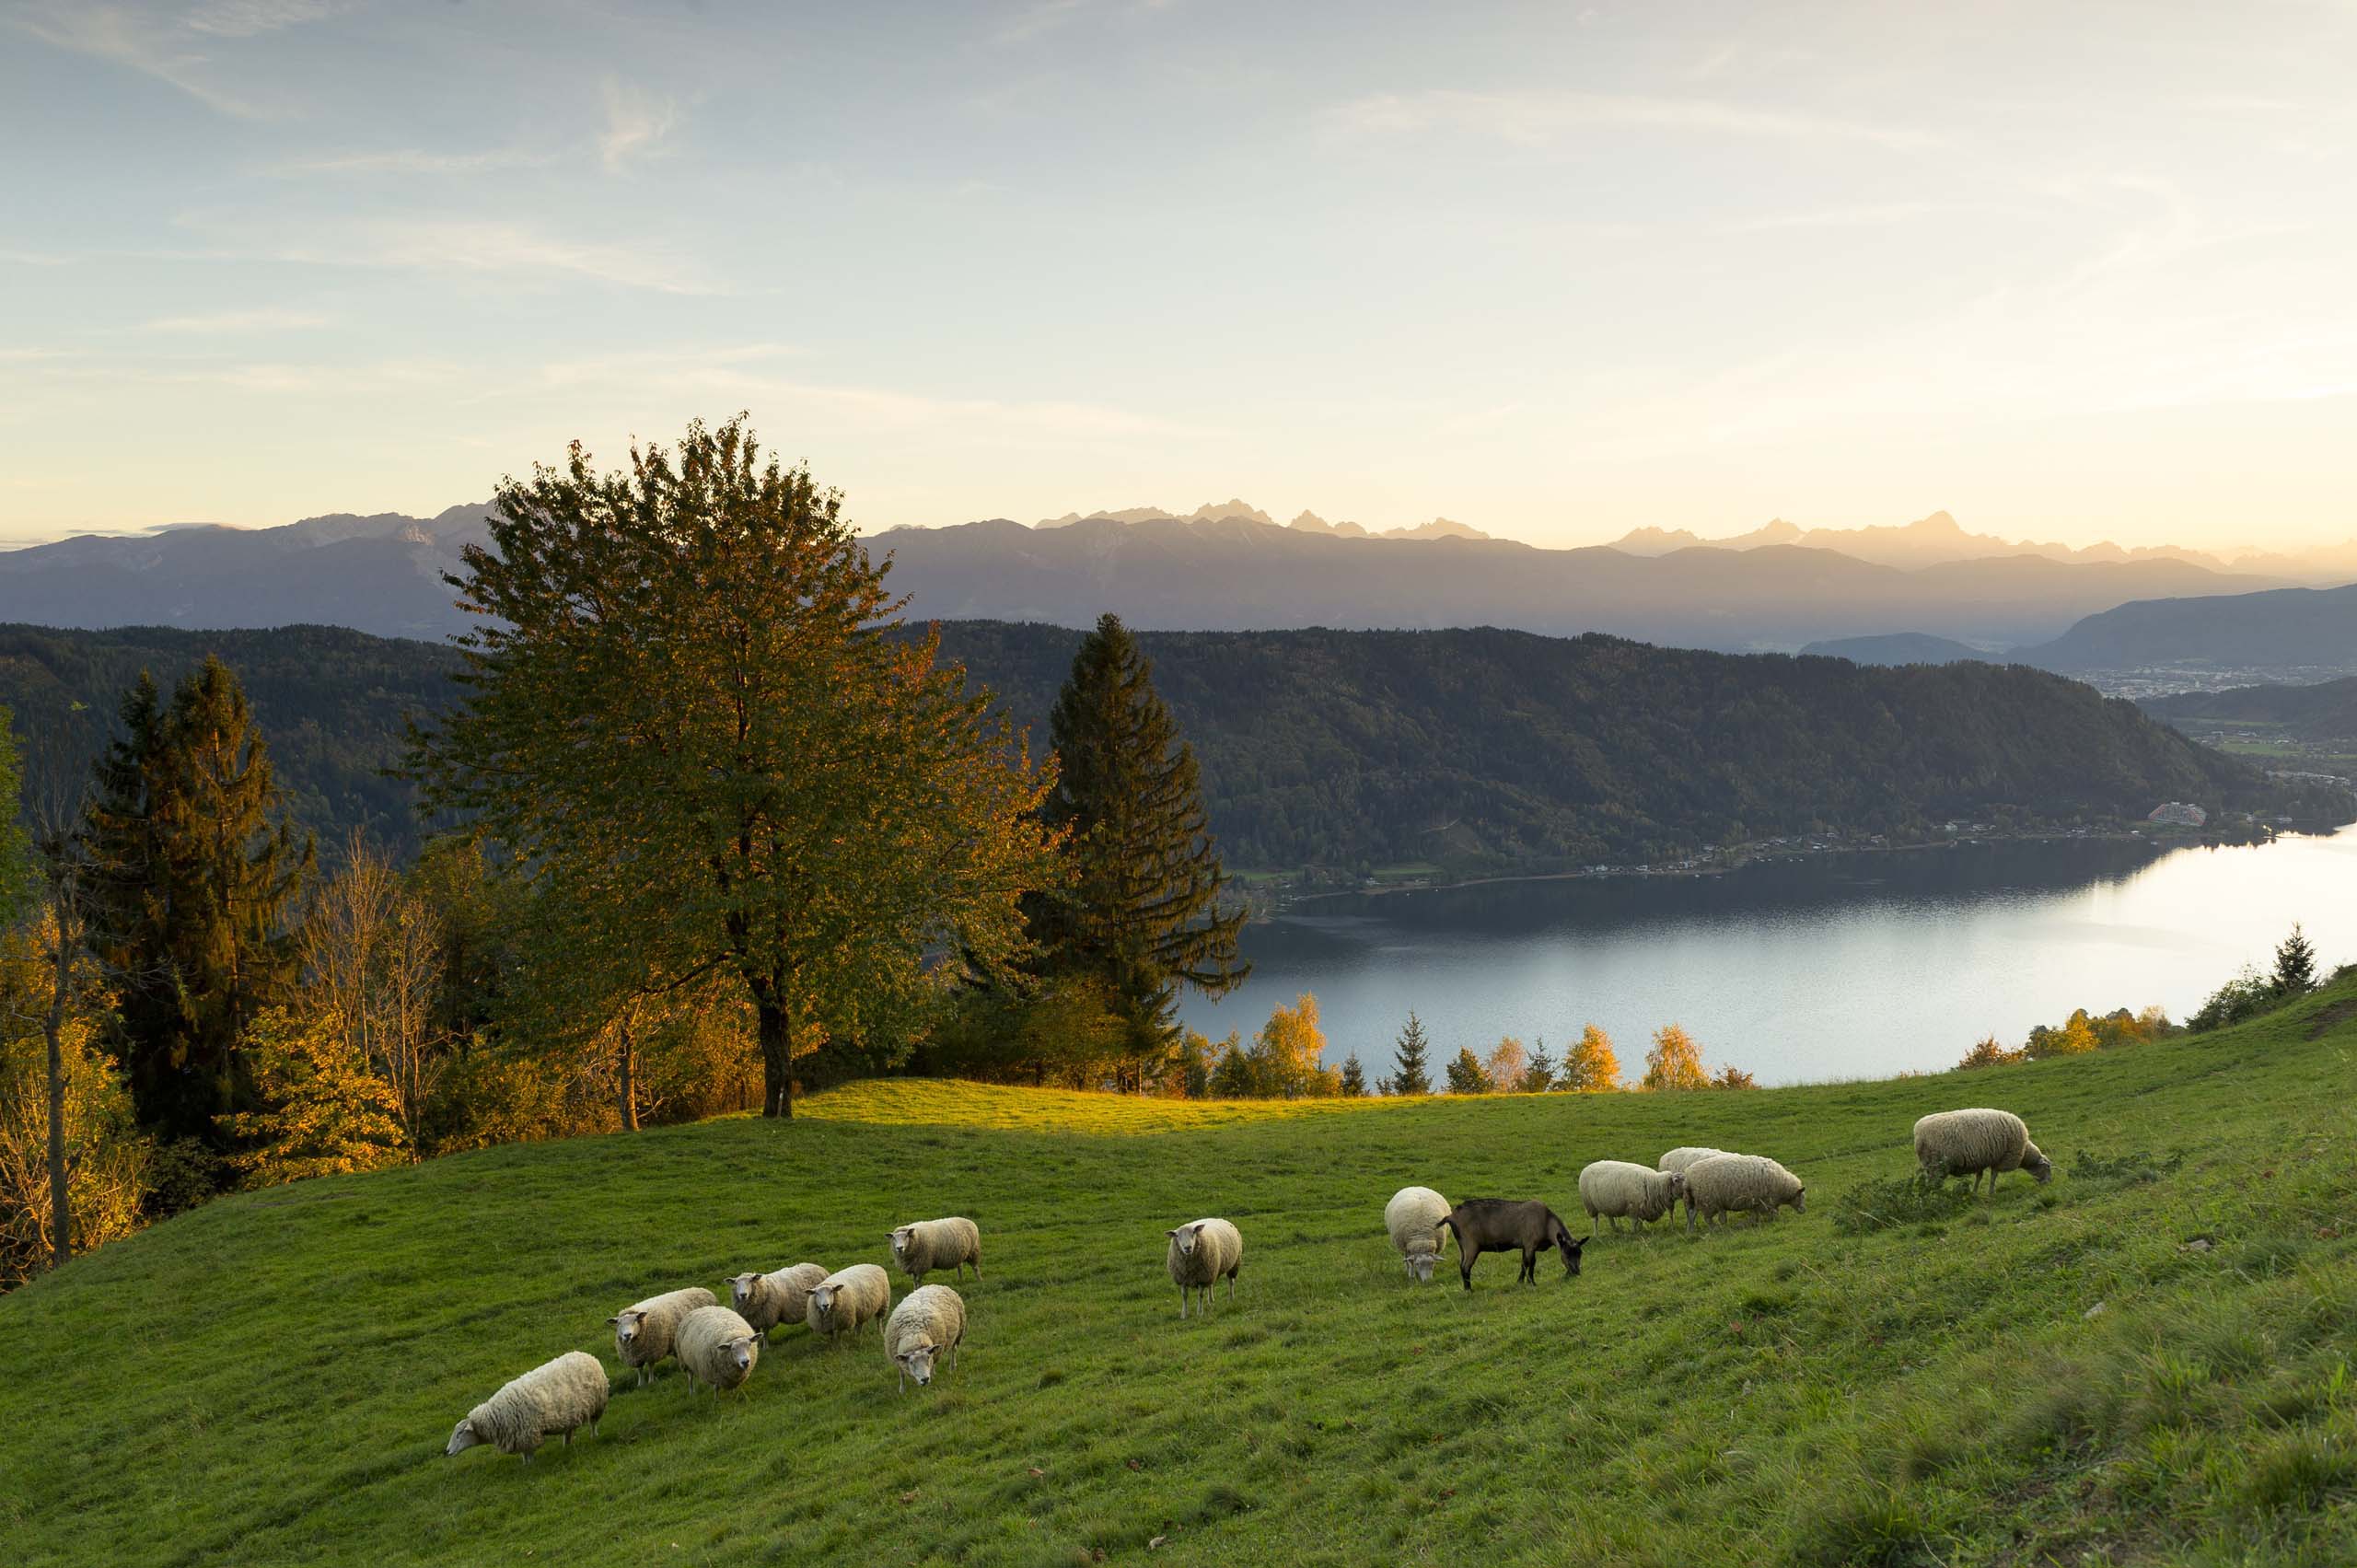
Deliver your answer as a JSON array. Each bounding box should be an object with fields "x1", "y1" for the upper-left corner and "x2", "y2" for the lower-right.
[{"x1": 3, "y1": 0, "x2": 2354, "y2": 552}]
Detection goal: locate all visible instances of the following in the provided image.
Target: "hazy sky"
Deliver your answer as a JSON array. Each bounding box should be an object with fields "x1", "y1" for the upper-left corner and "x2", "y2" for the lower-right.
[{"x1": 5, "y1": 0, "x2": 2354, "y2": 551}]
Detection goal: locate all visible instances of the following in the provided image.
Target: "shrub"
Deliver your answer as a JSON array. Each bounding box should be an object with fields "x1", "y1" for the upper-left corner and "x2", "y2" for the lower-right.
[
  {"x1": 2069, "y1": 1148, "x2": 2186, "y2": 1185},
  {"x1": 1830, "y1": 1175, "x2": 1976, "y2": 1236}
]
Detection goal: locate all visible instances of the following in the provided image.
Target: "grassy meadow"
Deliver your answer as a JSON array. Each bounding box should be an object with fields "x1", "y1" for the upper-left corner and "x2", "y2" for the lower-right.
[{"x1": 6, "y1": 979, "x2": 2357, "y2": 1566}]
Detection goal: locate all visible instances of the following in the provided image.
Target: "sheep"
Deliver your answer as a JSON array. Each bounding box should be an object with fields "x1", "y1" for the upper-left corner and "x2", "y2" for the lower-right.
[
  {"x1": 806, "y1": 1263, "x2": 892, "y2": 1342},
  {"x1": 1166, "y1": 1217, "x2": 1243, "y2": 1318},
  {"x1": 607, "y1": 1286, "x2": 716, "y2": 1387},
  {"x1": 1914, "y1": 1108, "x2": 2054, "y2": 1192},
  {"x1": 884, "y1": 1284, "x2": 968, "y2": 1392},
  {"x1": 1682, "y1": 1154, "x2": 1806, "y2": 1230},
  {"x1": 1385, "y1": 1186, "x2": 1452, "y2": 1283},
  {"x1": 1657, "y1": 1145, "x2": 1732, "y2": 1176},
  {"x1": 1578, "y1": 1160, "x2": 1689, "y2": 1232},
  {"x1": 445, "y1": 1351, "x2": 609, "y2": 1464},
  {"x1": 1436, "y1": 1199, "x2": 1588, "y2": 1289},
  {"x1": 728, "y1": 1262, "x2": 830, "y2": 1342},
  {"x1": 675, "y1": 1305, "x2": 762, "y2": 1401},
  {"x1": 888, "y1": 1217, "x2": 983, "y2": 1286}
]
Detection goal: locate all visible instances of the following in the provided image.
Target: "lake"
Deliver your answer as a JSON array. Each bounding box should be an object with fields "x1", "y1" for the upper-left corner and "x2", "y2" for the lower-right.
[{"x1": 1176, "y1": 825, "x2": 2357, "y2": 1084}]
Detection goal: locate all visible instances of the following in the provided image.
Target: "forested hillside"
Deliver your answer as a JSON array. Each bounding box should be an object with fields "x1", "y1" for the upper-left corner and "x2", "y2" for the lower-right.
[
  {"x1": 2144, "y1": 677, "x2": 2357, "y2": 742},
  {"x1": 0, "y1": 621, "x2": 2321, "y2": 874}
]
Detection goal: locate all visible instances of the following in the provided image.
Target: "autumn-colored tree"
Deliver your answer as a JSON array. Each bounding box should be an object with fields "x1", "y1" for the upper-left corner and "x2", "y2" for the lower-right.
[
  {"x1": 1385, "y1": 1012, "x2": 1434, "y2": 1095},
  {"x1": 1641, "y1": 1024, "x2": 1710, "y2": 1091},
  {"x1": 1445, "y1": 1047, "x2": 1492, "y2": 1095},
  {"x1": 2025, "y1": 1010, "x2": 2100, "y2": 1060},
  {"x1": 409, "y1": 419, "x2": 1061, "y2": 1118},
  {"x1": 1484, "y1": 1036, "x2": 1529, "y2": 1094},
  {"x1": 223, "y1": 1007, "x2": 408, "y2": 1187},
  {"x1": 1560, "y1": 1023, "x2": 1622, "y2": 1091},
  {"x1": 1252, "y1": 993, "x2": 1331, "y2": 1098},
  {"x1": 1955, "y1": 1035, "x2": 2025, "y2": 1070},
  {"x1": 1712, "y1": 1063, "x2": 1759, "y2": 1089},
  {"x1": 298, "y1": 832, "x2": 447, "y2": 1154}
]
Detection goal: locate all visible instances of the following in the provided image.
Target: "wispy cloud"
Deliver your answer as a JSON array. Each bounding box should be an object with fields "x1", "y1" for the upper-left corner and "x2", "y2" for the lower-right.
[
  {"x1": 0, "y1": 248, "x2": 71, "y2": 266},
  {"x1": 598, "y1": 77, "x2": 681, "y2": 173},
  {"x1": 136, "y1": 306, "x2": 334, "y2": 333},
  {"x1": 271, "y1": 146, "x2": 552, "y2": 177},
  {"x1": 182, "y1": 0, "x2": 340, "y2": 38},
  {"x1": 173, "y1": 215, "x2": 725, "y2": 295},
  {"x1": 996, "y1": 0, "x2": 1090, "y2": 44},
  {"x1": 7, "y1": 0, "x2": 337, "y2": 119},
  {"x1": 1322, "y1": 89, "x2": 1943, "y2": 151}
]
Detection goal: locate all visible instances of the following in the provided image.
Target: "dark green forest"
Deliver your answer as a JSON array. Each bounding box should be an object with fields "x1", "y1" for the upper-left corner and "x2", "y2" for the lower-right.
[
  {"x1": 2144, "y1": 677, "x2": 2357, "y2": 742},
  {"x1": 0, "y1": 621, "x2": 2328, "y2": 874}
]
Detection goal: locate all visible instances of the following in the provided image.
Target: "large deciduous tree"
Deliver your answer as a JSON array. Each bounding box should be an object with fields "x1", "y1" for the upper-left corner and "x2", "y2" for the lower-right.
[
  {"x1": 82, "y1": 659, "x2": 313, "y2": 1144},
  {"x1": 410, "y1": 419, "x2": 1060, "y2": 1118},
  {"x1": 1027, "y1": 614, "x2": 1248, "y2": 1085}
]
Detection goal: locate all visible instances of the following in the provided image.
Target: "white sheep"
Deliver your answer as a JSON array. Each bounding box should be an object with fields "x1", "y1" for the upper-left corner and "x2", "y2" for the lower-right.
[
  {"x1": 1657, "y1": 1145, "x2": 1732, "y2": 1176},
  {"x1": 607, "y1": 1286, "x2": 716, "y2": 1387},
  {"x1": 888, "y1": 1217, "x2": 982, "y2": 1286},
  {"x1": 883, "y1": 1283, "x2": 967, "y2": 1392},
  {"x1": 728, "y1": 1262, "x2": 830, "y2": 1342},
  {"x1": 1166, "y1": 1217, "x2": 1243, "y2": 1318},
  {"x1": 445, "y1": 1351, "x2": 609, "y2": 1463},
  {"x1": 1914, "y1": 1108, "x2": 2053, "y2": 1191},
  {"x1": 1384, "y1": 1187, "x2": 1452, "y2": 1283},
  {"x1": 1683, "y1": 1154, "x2": 1806, "y2": 1229},
  {"x1": 675, "y1": 1305, "x2": 761, "y2": 1401},
  {"x1": 1578, "y1": 1160, "x2": 1689, "y2": 1232},
  {"x1": 806, "y1": 1263, "x2": 892, "y2": 1342}
]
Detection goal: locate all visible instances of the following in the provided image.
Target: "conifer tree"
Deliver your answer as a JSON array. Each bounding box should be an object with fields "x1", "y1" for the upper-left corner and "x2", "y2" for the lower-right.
[
  {"x1": 1387, "y1": 1011, "x2": 1433, "y2": 1095},
  {"x1": 1028, "y1": 614, "x2": 1248, "y2": 1082},
  {"x1": 83, "y1": 658, "x2": 312, "y2": 1143},
  {"x1": 2272, "y1": 923, "x2": 2317, "y2": 996},
  {"x1": 1445, "y1": 1046, "x2": 1491, "y2": 1095},
  {"x1": 1339, "y1": 1052, "x2": 1367, "y2": 1096},
  {"x1": 1520, "y1": 1037, "x2": 1559, "y2": 1093}
]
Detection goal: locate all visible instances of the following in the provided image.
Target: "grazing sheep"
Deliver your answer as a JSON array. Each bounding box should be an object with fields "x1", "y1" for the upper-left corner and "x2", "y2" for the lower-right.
[
  {"x1": 1436, "y1": 1199, "x2": 1588, "y2": 1289},
  {"x1": 1385, "y1": 1186, "x2": 1453, "y2": 1283},
  {"x1": 888, "y1": 1217, "x2": 983, "y2": 1286},
  {"x1": 1657, "y1": 1146, "x2": 1732, "y2": 1176},
  {"x1": 806, "y1": 1263, "x2": 892, "y2": 1342},
  {"x1": 445, "y1": 1351, "x2": 609, "y2": 1464},
  {"x1": 884, "y1": 1284, "x2": 968, "y2": 1392},
  {"x1": 1682, "y1": 1154, "x2": 1806, "y2": 1230},
  {"x1": 607, "y1": 1287, "x2": 716, "y2": 1387},
  {"x1": 675, "y1": 1306, "x2": 761, "y2": 1401},
  {"x1": 1578, "y1": 1160, "x2": 1689, "y2": 1232},
  {"x1": 728, "y1": 1263, "x2": 830, "y2": 1342},
  {"x1": 1166, "y1": 1217, "x2": 1244, "y2": 1318},
  {"x1": 1914, "y1": 1108, "x2": 2054, "y2": 1192}
]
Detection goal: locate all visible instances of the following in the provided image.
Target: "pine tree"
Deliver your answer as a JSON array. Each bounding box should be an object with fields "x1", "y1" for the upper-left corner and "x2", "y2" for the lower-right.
[
  {"x1": 83, "y1": 659, "x2": 313, "y2": 1144},
  {"x1": 1387, "y1": 1012, "x2": 1433, "y2": 1095},
  {"x1": 1641, "y1": 1024, "x2": 1709, "y2": 1091},
  {"x1": 1520, "y1": 1037, "x2": 1559, "y2": 1093},
  {"x1": 1339, "y1": 1053, "x2": 1367, "y2": 1096},
  {"x1": 2272, "y1": 923, "x2": 2317, "y2": 996},
  {"x1": 1028, "y1": 614, "x2": 1248, "y2": 1085},
  {"x1": 1561, "y1": 1023, "x2": 1622, "y2": 1090},
  {"x1": 1445, "y1": 1047, "x2": 1491, "y2": 1095}
]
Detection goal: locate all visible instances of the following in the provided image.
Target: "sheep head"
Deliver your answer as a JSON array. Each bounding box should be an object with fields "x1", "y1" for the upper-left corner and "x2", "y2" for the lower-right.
[
  {"x1": 895, "y1": 1339, "x2": 940, "y2": 1387},
  {"x1": 445, "y1": 1418, "x2": 482, "y2": 1457}
]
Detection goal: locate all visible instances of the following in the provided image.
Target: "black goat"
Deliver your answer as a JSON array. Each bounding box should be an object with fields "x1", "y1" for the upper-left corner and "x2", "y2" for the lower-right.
[{"x1": 1436, "y1": 1199, "x2": 1588, "y2": 1290}]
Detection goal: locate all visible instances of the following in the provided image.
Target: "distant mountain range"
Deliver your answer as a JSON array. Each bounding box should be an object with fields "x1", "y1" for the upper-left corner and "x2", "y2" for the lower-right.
[
  {"x1": 1, "y1": 500, "x2": 2341, "y2": 660},
  {"x1": 2014, "y1": 582, "x2": 2357, "y2": 676},
  {"x1": 1609, "y1": 509, "x2": 2357, "y2": 581},
  {"x1": 1799, "y1": 633, "x2": 1990, "y2": 666}
]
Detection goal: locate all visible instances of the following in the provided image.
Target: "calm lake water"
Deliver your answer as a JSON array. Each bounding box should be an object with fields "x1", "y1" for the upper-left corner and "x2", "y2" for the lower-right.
[{"x1": 1176, "y1": 825, "x2": 2357, "y2": 1085}]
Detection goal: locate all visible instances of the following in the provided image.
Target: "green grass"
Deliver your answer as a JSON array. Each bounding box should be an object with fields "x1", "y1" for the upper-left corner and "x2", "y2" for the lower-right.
[{"x1": 7, "y1": 983, "x2": 2357, "y2": 1566}]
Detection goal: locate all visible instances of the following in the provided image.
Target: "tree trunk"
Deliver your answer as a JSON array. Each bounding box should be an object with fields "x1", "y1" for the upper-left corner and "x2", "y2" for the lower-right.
[
  {"x1": 616, "y1": 1016, "x2": 639, "y2": 1132},
  {"x1": 44, "y1": 916, "x2": 73, "y2": 1272},
  {"x1": 758, "y1": 999, "x2": 794, "y2": 1119}
]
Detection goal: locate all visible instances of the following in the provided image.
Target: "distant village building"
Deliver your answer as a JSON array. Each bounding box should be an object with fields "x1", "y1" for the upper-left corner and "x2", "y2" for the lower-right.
[{"x1": 2147, "y1": 801, "x2": 2208, "y2": 828}]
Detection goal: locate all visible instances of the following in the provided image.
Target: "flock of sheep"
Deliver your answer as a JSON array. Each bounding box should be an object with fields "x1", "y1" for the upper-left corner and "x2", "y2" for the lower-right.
[{"x1": 445, "y1": 1106, "x2": 2051, "y2": 1461}]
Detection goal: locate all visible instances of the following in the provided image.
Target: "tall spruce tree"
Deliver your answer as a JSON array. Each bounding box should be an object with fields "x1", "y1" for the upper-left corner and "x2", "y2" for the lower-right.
[
  {"x1": 1028, "y1": 614, "x2": 1248, "y2": 1081},
  {"x1": 1387, "y1": 1011, "x2": 1433, "y2": 1095},
  {"x1": 82, "y1": 657, "x2": 313, "y2": 1143},
  {"x1": 1338, "y1": 1053, "x2": 1367, "y2": 1097},
  {"x1": 2272, "y1": 923, "x2": 2317, "y2": 996}
]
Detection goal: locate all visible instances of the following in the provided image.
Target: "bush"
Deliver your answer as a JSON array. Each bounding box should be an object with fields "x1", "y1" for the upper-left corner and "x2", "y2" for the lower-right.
[
  {"x1": 2189, "y1": 964, "x2": 2282, "y2": 1032},
  {"x1": 2069, "y1": 1148, "x2": 2186, "y2": 1185},
  {"x1": 1830, "y1": 1175, "x2": 1977, "y2": 1236}
]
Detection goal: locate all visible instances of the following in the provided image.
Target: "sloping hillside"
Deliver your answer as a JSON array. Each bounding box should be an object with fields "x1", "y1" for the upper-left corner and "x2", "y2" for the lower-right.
[
  {"x1": 2145, "y1": 677, "x2": 2357, "y2": 744},
  {"x1": 2020, "y1": 582, "x2": 2357, "y2": 675},
  {"x1": 6, "y1": 978, "x2": 2355, "y2": 1566}
]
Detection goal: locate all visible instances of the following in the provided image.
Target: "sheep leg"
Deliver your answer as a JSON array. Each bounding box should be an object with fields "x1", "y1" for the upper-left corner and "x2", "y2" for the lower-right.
[{"x1": 1227, "y1": 1269, "x2": 1237, "y2": 1303}]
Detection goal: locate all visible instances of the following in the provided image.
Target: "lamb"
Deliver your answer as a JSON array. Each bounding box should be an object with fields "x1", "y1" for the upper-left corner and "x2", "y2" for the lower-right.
[
  {"x1": 445, "y1": 1351, "x2": 609, "y2": 1463},
  {"x1": 1166, "y1": 1217, "x2": 1244, "y2": 1318},
  {"x1": 728, "y1": 1262, "x2": 830, "y2": 1342},
  {"x1": 607, "y1": 1286, "x2": 716, "y2": 1387},
  {"x1": 883, "y1": 1283, "x2": 967, "y2": 1392},
  {"x1": 1914, "y1": 1108, "x2": 2054, "y2": 1192},
  {"x1": 1436, "y1": 1199, "x2": 1588, "y2": 1289},
  {"x1": 805, "y1": 1263, "x2": 892, "y2": 1342},
  {"x1": 888, "y1": 1217, "x2": 982, "y2": 1286},
  {"x1": 1578, "y1": 1160, "x2": 1688, "y2": 1232},
  {"x1": 1657, "y1": 1145, "x2": 1732, "y2": 1176},
  {"x1": 1385, "y1": 1186, "x2": 1452, "y2": 1283},
  {"x1": 1682, "y1": 1154, "x2": 1806, "y2": 1229},
  {"x1": 675, "y1": 1305, "x2": 761, "y2": 1401}
]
